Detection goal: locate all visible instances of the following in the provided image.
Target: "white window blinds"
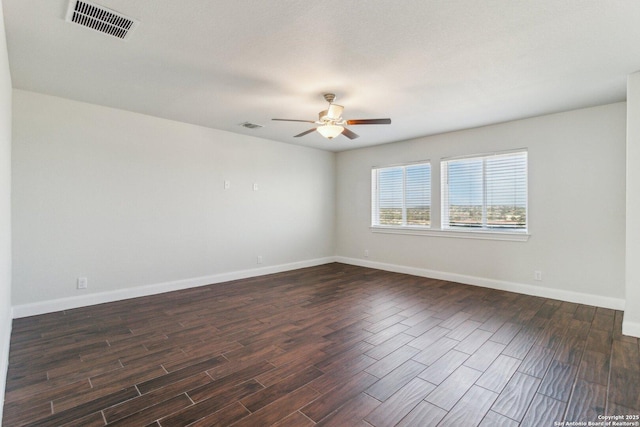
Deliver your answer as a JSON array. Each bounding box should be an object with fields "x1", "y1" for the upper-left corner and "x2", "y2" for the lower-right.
[
  {"x1": 441, "y1": 150, "x2": 527, "y2": 231},
  {"x1": 372, "y1": 162, "x2": 431, "y2": 227}
]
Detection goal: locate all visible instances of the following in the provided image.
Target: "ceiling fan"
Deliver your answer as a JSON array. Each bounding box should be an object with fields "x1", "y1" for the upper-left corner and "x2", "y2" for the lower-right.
[{"x1": 272, "y1": 93, "x2": 391, "y2": 140}]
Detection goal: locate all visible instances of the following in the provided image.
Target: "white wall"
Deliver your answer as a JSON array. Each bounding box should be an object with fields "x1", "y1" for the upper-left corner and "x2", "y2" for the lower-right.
[
  {"x1": 625, "y1": 72, "x2": 640, "y2": 336},
  {"x1": 336, "y1": 103, "x2": 627, "y2": 308},
  {"x1": 9, "y1": 92, "x2": 631, "y2": 316},
  {"x1": 0, "y1": 0, "x2": 11, "y2": 422},
  {"x1": 11, "y1": 90, "x2": 335, "y2": 311}
]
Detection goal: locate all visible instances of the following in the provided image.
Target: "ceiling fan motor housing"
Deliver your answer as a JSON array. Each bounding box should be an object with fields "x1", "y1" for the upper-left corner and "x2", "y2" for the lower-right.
[{"x1": 319, "y1": 104, "x2": 344, "y2": 122}]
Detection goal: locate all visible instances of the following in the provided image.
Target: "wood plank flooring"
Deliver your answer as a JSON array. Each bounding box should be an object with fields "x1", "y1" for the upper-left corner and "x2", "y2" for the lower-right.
[{"x1": 3, "y1": 263, "x2": 639, "y2": 426}]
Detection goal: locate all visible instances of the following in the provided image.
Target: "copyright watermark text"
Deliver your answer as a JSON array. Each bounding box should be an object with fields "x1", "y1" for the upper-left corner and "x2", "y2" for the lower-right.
[{"x1": 554, "y1": 414, "x2": 640, "y2": 427}]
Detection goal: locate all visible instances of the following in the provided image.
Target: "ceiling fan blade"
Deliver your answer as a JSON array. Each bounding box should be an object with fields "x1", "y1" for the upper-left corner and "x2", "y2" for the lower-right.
[
  {"x1": 346, "y1": 118, "x2": 391, "y2": 125},
  {"x1": 341, "y1": 127, "x2": 359, "y2": 140},
  {"x1": 294, "y1": 128, "x2": 317, "y2": 137},
  {"x1": 272, "y1": 118, "x2": 316, "y2": 123}
]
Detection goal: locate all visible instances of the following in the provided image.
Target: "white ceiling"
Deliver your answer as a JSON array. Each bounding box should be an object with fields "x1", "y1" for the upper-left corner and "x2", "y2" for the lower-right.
[{"x1": 4, "y1": 1, "x2": 640, "y2": 152}]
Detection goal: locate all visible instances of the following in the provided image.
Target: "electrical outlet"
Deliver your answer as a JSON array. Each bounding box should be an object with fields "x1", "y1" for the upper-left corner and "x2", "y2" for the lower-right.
[
  {"x1": 224, "y1": 180, "x2": 230, "y2": 190},
  {"x1": 77, "y1": 277, "x2": 88, "y2": 289},
  {"x1": 253, "y1": 183, "x2": 259, "y2": 191},
  {"x1": 364, "y1": 250, "x2": 369, "y2": 258},
  {"x1": 257, "y1": 255, "x2": 263, "y2": 264},
  {"x1": 534, "y1": 270, "x2": 542, "y2": 281}
]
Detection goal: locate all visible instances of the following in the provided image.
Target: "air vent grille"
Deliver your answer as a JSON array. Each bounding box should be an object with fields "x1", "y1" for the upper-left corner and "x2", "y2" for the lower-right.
[
  {"x1": 66, "y1": 0, "x2": 139, "y2": 40},
  {"x1": 239, "y1": 122, "x2": 264, "y2": 130}
]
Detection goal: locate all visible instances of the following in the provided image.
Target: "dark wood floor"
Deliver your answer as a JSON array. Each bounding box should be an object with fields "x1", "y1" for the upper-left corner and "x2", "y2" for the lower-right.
[{"x1": 3, "y1": 263, "x2": 639, "y2": 426}]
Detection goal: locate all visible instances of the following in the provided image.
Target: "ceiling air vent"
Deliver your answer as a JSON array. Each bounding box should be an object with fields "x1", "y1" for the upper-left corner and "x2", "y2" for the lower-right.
[
  {"x1": 65, "y1": 0, "x2": 139, "y2": 40},
  {"x1": 239, "y1": 122, "x2": 264, "y2": 130}
]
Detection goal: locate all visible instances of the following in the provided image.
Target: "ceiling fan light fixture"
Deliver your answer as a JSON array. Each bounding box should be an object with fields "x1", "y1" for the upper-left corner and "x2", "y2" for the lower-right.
[
  {"x1": 317, "y1": 124, "x2": 344, "y2": 139},
  {"x1": 272, "y1": 93, "x2": 390, "y2": 141}
]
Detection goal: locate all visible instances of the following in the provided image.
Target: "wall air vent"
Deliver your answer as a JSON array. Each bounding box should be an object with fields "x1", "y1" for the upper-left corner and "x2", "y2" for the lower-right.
[
  {"x1": 238, "y1": 122, "x2": 264, "y2": 130},
  {"x1": 65, "y1": 0, "x2": 139, "y2": 40}
]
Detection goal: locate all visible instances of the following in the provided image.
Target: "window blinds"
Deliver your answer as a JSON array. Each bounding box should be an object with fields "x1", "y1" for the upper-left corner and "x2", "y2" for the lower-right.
[
  {"x1": 372, "y1": 162, "x2": 431, "y2": 227},
  {"x1": 441, "y1": 151, "x2": 527, "y2": 231}
]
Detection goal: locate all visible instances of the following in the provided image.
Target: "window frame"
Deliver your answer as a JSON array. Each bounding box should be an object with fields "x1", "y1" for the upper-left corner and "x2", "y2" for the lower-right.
[{"x1": 371, "y1": 160, "x2": 432, "y2": 230}]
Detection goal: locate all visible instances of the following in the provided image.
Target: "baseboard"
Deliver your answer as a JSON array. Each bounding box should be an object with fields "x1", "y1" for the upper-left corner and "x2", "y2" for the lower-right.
[
  {"x1": 12, "y1": 257, "x2": 337, "y2": 318},
  {"x1": 0, "y1": 308, "x2": 12, "y2": 426},
  {"x1": 622, "y1": 319, "x2": 640, "y2": 338},
  {"x1": 336, "y1": 256, "x2": 626, "y2": 311},
  {"x1": 11, "y1": 255, "x2": 627, "y2": 319}
]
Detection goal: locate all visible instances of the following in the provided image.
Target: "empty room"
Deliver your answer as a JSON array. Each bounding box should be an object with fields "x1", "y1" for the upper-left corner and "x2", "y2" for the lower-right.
[{"x1": 1, "y1": 0, "x2": 640, "y2": 426}]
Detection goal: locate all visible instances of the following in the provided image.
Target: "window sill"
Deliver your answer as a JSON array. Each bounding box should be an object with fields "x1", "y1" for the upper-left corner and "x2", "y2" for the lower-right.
[{"x1": 370, "y1": 226, "x2": 530, "y2": 242}]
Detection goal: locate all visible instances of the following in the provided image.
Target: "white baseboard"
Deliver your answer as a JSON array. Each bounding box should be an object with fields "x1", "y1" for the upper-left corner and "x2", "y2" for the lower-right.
[
  {"x1": 12, "y1": 257, "x2": 337, "y2": 318},
  {"x1": 622, "y1": 319, "x2": 640, "y2": 338},
  {"x1": 0, "y1": 308, "x2": 12, "y2": 426},
  {"x1": 11, "y1": 255, "x2": 629, "y2": 325},
  {"x1": 336, "y1": 256, "x2": 626, "y2": 311}
]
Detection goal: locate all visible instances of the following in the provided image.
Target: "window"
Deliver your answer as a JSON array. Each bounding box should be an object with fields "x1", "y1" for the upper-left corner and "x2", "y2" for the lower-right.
[
  {"x1": 441, "y1": 150, "x2": 527, "y2": 232},
  {"x1": 372, "y1": 162, "x2": 431, "y2": 228}
]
